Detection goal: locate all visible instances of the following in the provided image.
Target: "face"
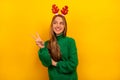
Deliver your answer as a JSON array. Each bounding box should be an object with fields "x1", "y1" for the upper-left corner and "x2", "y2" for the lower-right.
[{"x1": 52, "y1": 16, "x2": 65, "y2": 35}]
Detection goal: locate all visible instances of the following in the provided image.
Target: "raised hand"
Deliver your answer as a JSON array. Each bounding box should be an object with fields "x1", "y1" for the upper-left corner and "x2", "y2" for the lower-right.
[{"x1": 32, "y1": 32, "x2": 44, "y2": 48}]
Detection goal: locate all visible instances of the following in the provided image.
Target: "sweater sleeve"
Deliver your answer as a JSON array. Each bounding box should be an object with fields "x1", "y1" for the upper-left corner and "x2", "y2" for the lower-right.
[
  {"x1": 56, "y1": 38, "x2": 78, "y2": 73},
  {"x1": 38, "y1": 41, "x2": 52, "y2": 67}
]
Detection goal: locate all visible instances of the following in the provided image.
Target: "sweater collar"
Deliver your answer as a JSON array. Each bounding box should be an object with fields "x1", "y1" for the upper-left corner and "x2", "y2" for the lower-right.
[{"x1": 56, "y1": 33, "x2": 64, "y2": 40}]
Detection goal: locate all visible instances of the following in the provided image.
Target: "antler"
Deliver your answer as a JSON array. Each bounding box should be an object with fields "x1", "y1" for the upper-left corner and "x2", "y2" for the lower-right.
[
  {"x1": 52, "y1": 4, "x2": 59, "y2": 14},
  {"x1": 61, "y1": 6, "x2": 68, "y2": 15}
]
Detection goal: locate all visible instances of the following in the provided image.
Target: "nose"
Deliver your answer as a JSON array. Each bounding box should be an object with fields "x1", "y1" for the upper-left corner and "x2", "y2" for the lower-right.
[{"x1": 56, "y1": 23, "x2": 60, "y2": 27}]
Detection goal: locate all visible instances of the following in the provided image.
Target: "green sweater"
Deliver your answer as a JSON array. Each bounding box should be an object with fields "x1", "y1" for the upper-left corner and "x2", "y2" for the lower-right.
[{"x1": 38, "y1": 34, "x2": 78, "y2": 80}]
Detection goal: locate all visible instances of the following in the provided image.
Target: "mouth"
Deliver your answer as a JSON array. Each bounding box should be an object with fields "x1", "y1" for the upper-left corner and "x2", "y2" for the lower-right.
[{"x1": 55, "y1": 27, "x2": 62, "y2": 31}]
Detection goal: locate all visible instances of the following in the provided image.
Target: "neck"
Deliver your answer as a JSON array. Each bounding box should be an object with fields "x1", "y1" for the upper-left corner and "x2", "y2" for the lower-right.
[{"x1": 56, "y1": 33, "x2": 63, "y2": 36}]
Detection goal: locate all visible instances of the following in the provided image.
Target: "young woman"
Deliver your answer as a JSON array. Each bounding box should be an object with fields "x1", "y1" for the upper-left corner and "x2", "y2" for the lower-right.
[{"x1": 33, "y1": 4, "x2": 78, "y2": 80}]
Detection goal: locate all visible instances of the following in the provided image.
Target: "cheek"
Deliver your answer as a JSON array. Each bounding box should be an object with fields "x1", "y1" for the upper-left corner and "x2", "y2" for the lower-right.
[
  {"x1": 52, "y1": 26, "x2": 56, "y2": 32},
  {"x1": 52, "y1": 24, "x2": 55, "y2": 28},
  {"x1": 61, "y1": 26, "x2": 65, "y2": 30},
  {"x1": 53, "y1": 26, "x2": 55, "y2": 29}
]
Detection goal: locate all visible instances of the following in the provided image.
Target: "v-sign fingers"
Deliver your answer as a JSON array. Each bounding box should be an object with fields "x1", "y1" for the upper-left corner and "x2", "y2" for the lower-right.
[
  {"x1": 32, "y1": 34, "x2": 37, "y2": 40},
  {"x1": 36, "y1": 32, "x2": 42, "y2": 40}
]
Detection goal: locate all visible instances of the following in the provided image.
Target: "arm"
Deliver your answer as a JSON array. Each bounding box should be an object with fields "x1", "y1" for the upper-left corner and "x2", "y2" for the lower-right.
[
  {"x1": 38, "y1": 41, "x2": 52, "y2": 67},
  {"x1": 56, "y1": 38, "x2": 78, "y2": 73},
  {"x1": 33, "y1": 33, "x2": 52, "y2": 67}
]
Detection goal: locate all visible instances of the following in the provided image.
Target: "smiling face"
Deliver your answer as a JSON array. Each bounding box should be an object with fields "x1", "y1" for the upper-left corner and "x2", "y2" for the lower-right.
[
  {"x1": 50, "y1": 14, "x2": 67, "y2": 37},
  {"x1": 52, "y1": 16, "x2": 65, "y2": 35}
]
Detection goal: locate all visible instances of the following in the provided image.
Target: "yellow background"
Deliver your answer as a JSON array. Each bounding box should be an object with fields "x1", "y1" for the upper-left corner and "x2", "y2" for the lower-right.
[{"x1": 0, "y1": 0, "x2": 120, "y2": 80}]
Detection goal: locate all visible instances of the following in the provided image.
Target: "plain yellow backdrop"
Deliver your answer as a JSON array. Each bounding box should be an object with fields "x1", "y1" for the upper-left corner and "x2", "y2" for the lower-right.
[{"x1": 0, "y1": 0, "x2": 120, "y2": 80}]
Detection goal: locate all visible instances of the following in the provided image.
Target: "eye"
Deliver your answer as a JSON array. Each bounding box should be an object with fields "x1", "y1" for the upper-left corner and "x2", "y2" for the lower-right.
[
  {"x1": 53, "y1": 21, "x2": 57, "y2": 24},
  {"x1": 60, "y1": 22, "x2": 64, "y2": 25}
]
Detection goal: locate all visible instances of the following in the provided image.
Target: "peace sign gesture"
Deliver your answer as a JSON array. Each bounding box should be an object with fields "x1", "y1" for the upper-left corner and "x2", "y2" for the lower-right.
[{"x1": 32, "y1": 32, "x2": 44, "y2": 48}]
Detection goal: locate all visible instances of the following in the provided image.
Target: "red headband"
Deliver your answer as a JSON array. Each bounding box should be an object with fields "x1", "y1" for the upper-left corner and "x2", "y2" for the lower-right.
[{"x1": 52, "y1": 4, "x2": 68, "y2": 16}]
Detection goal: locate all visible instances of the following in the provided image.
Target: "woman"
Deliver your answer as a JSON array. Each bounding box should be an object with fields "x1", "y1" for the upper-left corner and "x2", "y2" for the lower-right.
[{"x1": 33, "y1": 5, "x2": 78, "y2": 80}]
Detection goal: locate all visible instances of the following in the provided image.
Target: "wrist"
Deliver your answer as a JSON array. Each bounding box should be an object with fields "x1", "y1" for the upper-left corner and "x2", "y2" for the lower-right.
[
  {"x1": 52, "y1": 59, "x2": 57, "y2": 66},
  {"x1": 54, "y1": 62, "x2": 57, "y2": 66}
]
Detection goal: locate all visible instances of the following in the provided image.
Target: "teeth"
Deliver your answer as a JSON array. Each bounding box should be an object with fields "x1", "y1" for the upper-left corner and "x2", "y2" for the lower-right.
[{"x1": 56, "y1": 28, "x2": 61, "y2": 31}]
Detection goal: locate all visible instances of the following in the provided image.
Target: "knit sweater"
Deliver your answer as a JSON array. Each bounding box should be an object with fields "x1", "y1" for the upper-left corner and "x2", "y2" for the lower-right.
[{"x1": 38, "y1": 34, "x2": 78, "y2": 80}]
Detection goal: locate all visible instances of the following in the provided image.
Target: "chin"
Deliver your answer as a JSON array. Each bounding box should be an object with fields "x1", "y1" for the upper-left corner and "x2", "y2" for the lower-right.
[
  {"x1": 55, "y1": 32, "x2": 62, "y2": 35},
  {"x1": 55, "y1": 31, "x2": 61, "y2": 34}
]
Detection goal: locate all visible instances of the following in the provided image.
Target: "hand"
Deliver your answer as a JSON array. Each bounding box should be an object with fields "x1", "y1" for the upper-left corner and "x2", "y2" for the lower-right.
[
  {"x1": 32, "y1": 32, "x2": 44, "y2": 48},
  {"x1": 51, "y1": 59, "x2": 57, "y2": 66}
]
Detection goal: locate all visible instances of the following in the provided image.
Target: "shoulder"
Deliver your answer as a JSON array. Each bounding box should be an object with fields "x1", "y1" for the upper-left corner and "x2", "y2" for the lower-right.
[
  {"x1": 65, "y1": 36, "x2": 77, "y2": 49},
  {"x1": 65, "y1": 36, "x2": 76, "y2": 43},
  {"x1": 66, "y1": 36, "x2": 75, "y2": 41}
]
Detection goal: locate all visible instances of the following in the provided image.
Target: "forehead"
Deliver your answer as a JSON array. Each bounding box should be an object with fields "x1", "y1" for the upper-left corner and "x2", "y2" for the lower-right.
[{"x1": 54, "y1": 16, "x2": 63, "y2": 22}]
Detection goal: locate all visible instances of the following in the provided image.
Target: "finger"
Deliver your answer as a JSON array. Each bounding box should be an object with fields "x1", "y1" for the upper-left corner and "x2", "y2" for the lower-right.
[
  {"x1": 36, "y1": 43, "x2": 44, "y2": 48},
  {"x1": 32, "y1": 34, "x2": 37, "y2": 40},
  {"x1": 36, "y1": 41, "x2": 44, "y2": 45},
  {"x1": 36, "y1": 32, "x2": 41, "y2": 40}
]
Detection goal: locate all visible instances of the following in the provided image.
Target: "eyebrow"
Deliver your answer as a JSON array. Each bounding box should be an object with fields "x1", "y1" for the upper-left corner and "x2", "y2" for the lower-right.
[{"x1": 54, "y1": 20, "x2": 64, "y2": 22}]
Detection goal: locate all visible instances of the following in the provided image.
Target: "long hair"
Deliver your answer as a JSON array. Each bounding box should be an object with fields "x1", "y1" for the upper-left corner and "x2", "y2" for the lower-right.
[{"x1": 47, "y1": 14, "x2": 67, "y2": 61}]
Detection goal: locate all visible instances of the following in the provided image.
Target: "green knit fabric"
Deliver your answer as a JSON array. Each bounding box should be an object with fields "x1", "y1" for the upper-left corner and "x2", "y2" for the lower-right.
[{"x1": 38, "y1": 34, "x2": 78, "y2": 80}]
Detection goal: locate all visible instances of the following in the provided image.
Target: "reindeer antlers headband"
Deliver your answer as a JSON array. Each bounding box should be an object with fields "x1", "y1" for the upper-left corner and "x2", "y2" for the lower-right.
[{"x1": 52, "y1": 4, "x2": 68, "y2": 16}]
